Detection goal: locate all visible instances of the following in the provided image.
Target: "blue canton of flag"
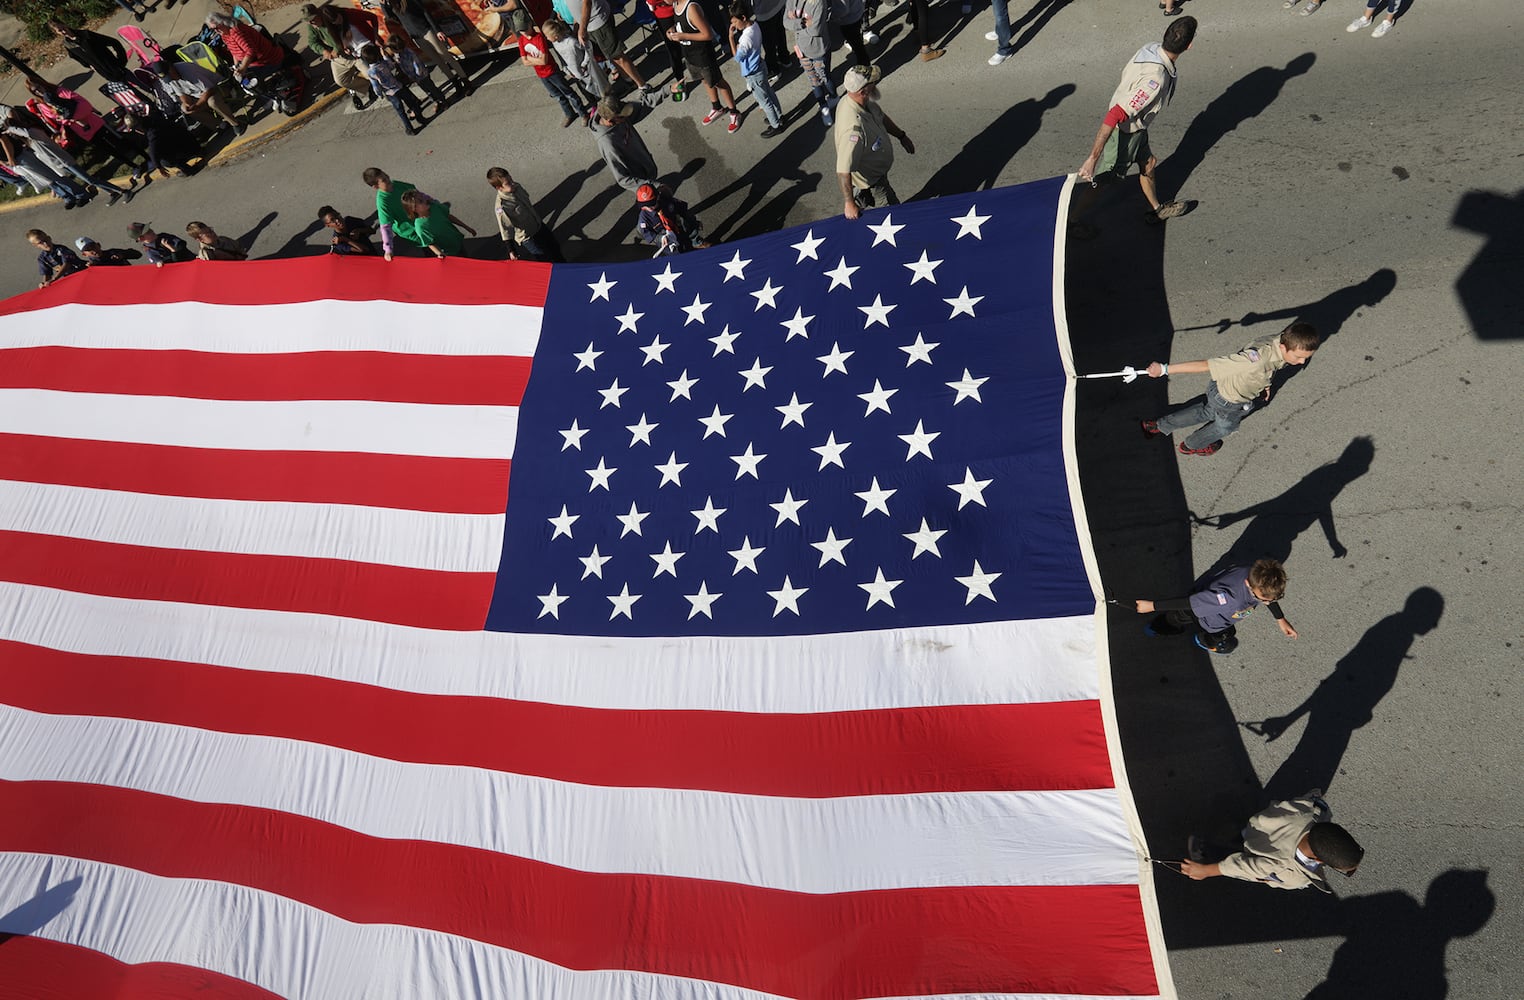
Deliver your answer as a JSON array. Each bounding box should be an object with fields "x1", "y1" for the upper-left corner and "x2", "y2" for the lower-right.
[{"x1": 486, "y1": 176, "x2": 1091, "y2": 636}]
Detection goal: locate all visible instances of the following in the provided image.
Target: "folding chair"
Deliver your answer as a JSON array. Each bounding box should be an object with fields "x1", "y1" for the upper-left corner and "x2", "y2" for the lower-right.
[{"x1": 99, "y1": 80, "x2": 153, "y2": 116}]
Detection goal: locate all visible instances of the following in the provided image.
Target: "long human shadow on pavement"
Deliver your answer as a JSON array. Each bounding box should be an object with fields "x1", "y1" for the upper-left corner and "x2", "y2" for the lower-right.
[
  {"x1": 1451, "y1": 187, "x2": 1524, "y2": 341},
  {"x1": 684, "y1": 115, "x2": 823, "y2": 242},
  {"x1": 1304, "y1": 869, "x2": 1493, "y2": 1000},
  {"x1": 1068, "y1": 181, "x2": 1345, "y2": 951},
  {"x1": 1248, "y1": 586, "x2": 1443, "y2": 802},
  {"x1": 1154, "y1": 52, "x2": 1315, "y2": 201},
  {"x1": 911, "y1": 84, "x2": 1074, "y2": 201},
  {"x1": 1197, "y1": 435, "x2": 1374, "y2": 578},
  {"x1": 0, "y1": 876, "x2": 82, "y2": 945},
  {"x1": 1002, "y1": 0, "x2": 1076, "y2": 59}
]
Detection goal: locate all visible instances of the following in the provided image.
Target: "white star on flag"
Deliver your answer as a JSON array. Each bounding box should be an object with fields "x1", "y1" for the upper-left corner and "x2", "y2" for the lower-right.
[
  {"x1": 607, "y1": 583, "x2": 641, "y2": 620},
  {"x1": 824, "y1": 257, "x2": 859, "y2": 290},
  {"x1": 615, "y1": 303, "x2": 643, "y2": 333},
  {"x1": 558, "y1": 420, "x2": 588, "y2": 451},
  {"x1": 858, "y1": 295, "x2": 897, "y2": 328},
  {"x1": 536, "y1": 584, "x2": 569, "y2": 619},
  {"x1": 948, "y1": 467, "x2": 994, "y2": 509},
  {"x1": 944, "y1": 286, "x2": 985, "y2": 319},
  {"x1": 780, "y1": 308, "x2": 814, "y2": 341},
  {"x1": 903, "y1": 518, "x2": 946, "y2": 559},
  {"x1": 811, "y1": 432, "x2": 851, "y2": 470},
  {"x1": 654, "y1": 452, "x2": 688, "y2": 488},
  {"x1": 667, "y1": 370, "x2": 699, "y2": 401},
  {"x1": 698, "y1": 404, "x2": 735, "y2": 438},
  {"x1": 854, "y1": 477, "x2": 895, "y2": 517},
  {"x1": 739, "y1": 358, "x2": 773, "y2": 391},
  {"x1": 898, "y1": 420, "x2": 940, "y2": 460},
  {"x1": 867, "y1": 214, "x2": 906, "y2": 247},
  {"x1": 817, "y1": 342, "x2": 853, "y2": 376},
  {"x1": 951, "y1": 206, "x2": 992, "y2": 240},
  {"x1": 776, "y1": 392, "x2": 812, "y2": 428},
  {"x1": 719, "y1": 250, "x2": 751, "y2": 281},
  {"x1": 616, "y1": 501, "x2": 650, "y2": 537},
  {"x1": 690, "y1": 496, "x2": 726, "y2": 534},
  {"x1": 684, "y1": 581, "x2": 722, "y2": 619},
  {"x1": 947, "y1": 369, "x2": 989, "y2": 404},
  {"x1": 587, "y1": 271, "x2": 616, "y2": 301},
  {"x1": 573, "y1": 342, "x2": 602, "y2": 371},
  {"x1": 652, "y1": 262, "x2": 683, "y2": 293},
  {"x1": 709, "y1": 325, "x2": 740, "y2": 355},
  {"x1": 548, "y1": 505, "x2": 578, "y2": 539},
  {"x1": 625, "y1": 414, "x2": 658, "y2": 446},
  {"x1": 730, "y1": 443, "x2": 766, "y2": 480},
  {"x1": 791, "y1": 229, "x2": 825, "y2": 262},
  {"x1": 904, "y1": 251, "x2": 943, "y2": 285},
  {"x1": 955, "y1": 560, "x2": 1002, "y2": 604},
  {"x1": 769, "y1": 488, "x2": 808, "y2": 526},
  {"x1": 598, "y1": 379, "x2": 628, "y2": 409},
  {"x1": 810, "y1": 527, "x2": 852, "y2": 567},
  {"x1": 857, "y1": 379, "x2": 897, "y2": 416},
  {"x1": 640, "y1": 336, "x2": 670, "y2": 365},
  {"x1": 584, "y1": 458, "x2": 616, "y2": 491},
  {"x1": 859, "y1": 568, "x2": 903, "y2": 609},
  {"x1": 900, "y1": 333, "x2": 939, "y2": 366},
  {"x1": 766, "y1": 575, "x2": 808, "y2": 616},
  {"x1": 727, "y1": 537, "x2": 765, "y2": 574},
  {"x1": 579, "y1": 544, "x2": 612, "y2": 579},
  {"x1": 681, "y1": 293, "x2": 712, "y2": 326},
  {"x1": 650, "y1": 541, "x2": 684, "y2": 577},
  {"x1": 749, "y1": 278, "x2": 783, "y2": 310}
]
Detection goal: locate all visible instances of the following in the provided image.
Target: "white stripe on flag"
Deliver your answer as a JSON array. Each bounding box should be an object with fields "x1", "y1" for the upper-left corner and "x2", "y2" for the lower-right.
[
  {"x1": 0, "y1": 853, "x2": 789, "y2": 1000},
  {"x1": 0, "y1": 707, "x2": 1139, "y2": 891},
  {"x1": 0, "y1": 481, "x2": 506, "y2": 573},
  {"x1": 0, "y1": 584, "x2": 1100, "y2": 713},
  {"x1": 0, "y1": 389, "x2": 519, "y2": 459},
  {"x1": 0, "y1": 301, "x2": 544, "y2": 356}
]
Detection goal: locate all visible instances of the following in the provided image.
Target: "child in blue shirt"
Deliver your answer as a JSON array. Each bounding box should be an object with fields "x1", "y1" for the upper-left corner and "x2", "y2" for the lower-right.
[
  {"x1": 1135, "y1": 558, "x2": 1298, "y2": 654},
  {"x1": 360, "y1": 44, "x2": 426, "y2": 135},
  {"x1": 728, "y1": 1, "x2": 783, "y2": 137},
  {"x1": 26, "y1": 228, "x2": 87, "y2": 287}
]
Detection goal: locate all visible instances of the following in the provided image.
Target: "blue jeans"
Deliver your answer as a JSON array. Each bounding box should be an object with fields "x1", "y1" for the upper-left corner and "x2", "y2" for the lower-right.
[
  {"x1": 539, "y1": 72, "x2": 582, "y2": 119},
  {"x1": 1156, "y1": 381, "x2": 1255, "y2": 450},
  {"x1": 992, "y1": 0, "x2": 1013, "y2": 54},
  {"x1": 382, "y1": 86, "x2": 423, "y2": 130},
  {"x1": 742, "y1": 70, "x2": 782, "y2": 128}
]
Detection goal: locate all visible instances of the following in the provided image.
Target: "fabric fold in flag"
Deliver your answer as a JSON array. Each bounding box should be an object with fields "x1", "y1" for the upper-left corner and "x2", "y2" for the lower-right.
[{"x1": 0, "y1": 175, "x2": 1174, "y2": 1000}]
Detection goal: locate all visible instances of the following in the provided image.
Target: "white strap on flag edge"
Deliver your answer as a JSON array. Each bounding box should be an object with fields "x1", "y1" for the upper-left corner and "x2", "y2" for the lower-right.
[{"x1": 1052, "y1": 172, "x2": 1179, "y2": 1000}]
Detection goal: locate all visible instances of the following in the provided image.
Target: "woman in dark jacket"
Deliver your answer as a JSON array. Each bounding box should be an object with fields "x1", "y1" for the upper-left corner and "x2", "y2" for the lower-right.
[{"x1": 48, "y1": 20, "x2": 133, "y2": 84}]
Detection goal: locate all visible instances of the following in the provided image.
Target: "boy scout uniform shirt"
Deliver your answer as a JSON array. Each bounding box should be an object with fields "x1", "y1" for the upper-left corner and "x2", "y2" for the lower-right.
[
  {"x1": 1217, "y1": 796, "x2": 1333, "y2": 892},
  {"x1": 1208, "y1": 335, "x2": 1288, "y2": 404},
  {"x1": 1106, "y1": 43, "x2": 1176, "y2": 133},
  {"x1": 835, "y1": 98, "x2": 894, "y2": 189}
]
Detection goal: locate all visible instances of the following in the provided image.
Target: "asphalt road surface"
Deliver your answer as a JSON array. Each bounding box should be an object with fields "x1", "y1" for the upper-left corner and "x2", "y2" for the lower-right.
[{"x1": 2, "y1": 1, "x2": 1520, "y2": 997}]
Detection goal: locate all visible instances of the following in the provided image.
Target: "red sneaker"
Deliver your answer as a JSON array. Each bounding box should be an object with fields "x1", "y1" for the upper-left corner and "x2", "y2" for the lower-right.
[
  {"x1": 1179, "y1": 440, "x2": 1222, "y2": 456},
  {"x1": 726, "y1": 111, "x2": 740, "y2": 134},
  {"x1": 702, "y1": 108, "x2": 724, "y2": 125},
  {"x1": 1140, "y1": 418, "x2": 1161, "y2": 438}
]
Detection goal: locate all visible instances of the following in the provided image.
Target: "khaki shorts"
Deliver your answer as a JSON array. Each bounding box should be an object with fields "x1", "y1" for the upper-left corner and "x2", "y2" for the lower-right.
[
  {"x1": 1097, "y1": 127, "x2": 1152, "y2": 178},
  {"x1": 586, "y1": 20, "x2": 626, "y2": 60}
]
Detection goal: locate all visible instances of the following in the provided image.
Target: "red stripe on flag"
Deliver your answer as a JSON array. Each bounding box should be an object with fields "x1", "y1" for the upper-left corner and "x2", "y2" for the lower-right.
[
  {"x1": 0, "y1": 780, "x2": 1161, "y2": 999},
  {"x1": 0, "y1": 641, "x2": 1115, "y2": 797},
  {"x1": 0, "y1": 935, "x2": 282, "y2": 1000},
  {"x1": 0, "y1": 434, "x2": 511, "y2": 513},
  {"x1": 0, "y1": 347, "x2": 531, "y2": 406},
  {"x1": 0, "y1": 256, "x2": 552, "y2": 314},
  {"x1": 0, "y1": 532, "x2": 496, "y2": 631}
]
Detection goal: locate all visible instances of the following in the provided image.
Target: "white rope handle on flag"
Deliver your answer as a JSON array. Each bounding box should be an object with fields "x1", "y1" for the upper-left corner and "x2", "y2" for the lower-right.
[{"x1": 1076, "y1": 365, "x2": 1146, "y2": 383}]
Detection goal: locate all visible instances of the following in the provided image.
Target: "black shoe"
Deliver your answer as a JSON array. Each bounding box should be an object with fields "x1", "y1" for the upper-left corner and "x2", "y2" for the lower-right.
[
  {"x1": 106, "y1": 190, "x2": 123, "y2": 206},
  {"x1": 760, "y1": 125, "x2": 782, "y2": 138},
  {"x1": 1140, "y1": 418, "x2": 1160, "y2": 438},
  {"x1": 235, "y1": 122, "x2": 248, "y2": 136},
  {"x1": 63, "y1": 199, "x2": 78, "y2": 210},
  {"x1": 351, "y1": 93, "x2": 365, "y2": 111}
]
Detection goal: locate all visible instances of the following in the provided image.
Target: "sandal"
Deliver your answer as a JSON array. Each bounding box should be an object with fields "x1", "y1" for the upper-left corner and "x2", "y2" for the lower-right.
[{"x1": 1300, "y1": 0, "x2": 1322, "y2": 15}]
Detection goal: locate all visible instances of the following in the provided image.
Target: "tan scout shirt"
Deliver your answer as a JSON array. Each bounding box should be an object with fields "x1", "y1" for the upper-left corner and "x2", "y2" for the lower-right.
[
  {"x1": 835, "y1": 97, "x2": 894, "y2": 188},
  {"x1": 1217, "y1": 795, "x2": 1332, "y2": 892},
  {"x1": 493, "y1": 185, "x2": 544, "y2": 246},
  {"x1": 1208, "y1": 336, "x2": 1288, "y2": 404},
  {"x1": 1106, "y1": 43, "x2": 1176, "y2": 134}
]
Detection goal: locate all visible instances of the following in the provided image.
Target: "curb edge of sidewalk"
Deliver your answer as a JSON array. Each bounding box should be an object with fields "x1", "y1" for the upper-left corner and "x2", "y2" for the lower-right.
[{"x1": 0, "y1": 87, "x2": 347, "y2": 217}]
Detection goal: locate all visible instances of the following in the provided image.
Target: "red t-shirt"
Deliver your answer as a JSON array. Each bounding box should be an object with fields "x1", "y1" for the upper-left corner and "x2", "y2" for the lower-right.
[
  {"x1": 645, "y1": 0, "x2": 675, "y2": 18},
  {"x1": 517, "y1": 32, "x2": 555, "y2": 78}
]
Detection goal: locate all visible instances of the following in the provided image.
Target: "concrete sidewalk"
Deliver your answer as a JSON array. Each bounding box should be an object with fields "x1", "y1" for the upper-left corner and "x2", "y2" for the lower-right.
[{"x1": 0, "y1": 0, "x2": 342, "y2": 213}]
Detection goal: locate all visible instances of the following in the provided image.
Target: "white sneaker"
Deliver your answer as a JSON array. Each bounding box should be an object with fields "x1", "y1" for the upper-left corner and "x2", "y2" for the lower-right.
[
  {"x1": 863, "y1": 29, "x2": 880, "y2": 43},
  {"x1": 1346, "y1": 14, "x2": 1371, "y2": 31},
  {"x1": 1372, "y1": 18, "x2": 1393, "y2": 36},
  {"x1": 1281, "y1": 0, "x2": 1297, "y2": 7},
  {"x1": 1299, "y1": 0, "x2": 1321, "y2": 15},
  {"x1": 984, "y1": 29, "x2": 998, "y2": 41},
  {"x1": 988, "y1": 51, "x2": 1010, "y2": 66}
]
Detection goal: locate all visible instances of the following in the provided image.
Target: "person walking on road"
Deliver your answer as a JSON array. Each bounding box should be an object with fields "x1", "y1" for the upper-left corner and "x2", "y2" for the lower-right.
[
  {"x1": 1076, "y1": 15, "x2": 1195, "y2": 223},
  {"x1": 1140, "y1": 322, "x2": 1320, "y2": 456},
  {"x1": 834, "y1": 65, "x2": 914, "y2": 221},
  {"x1": 1346, "y1": 0, "x2": 1406, "y2": 37},
  {"x1": 1182, "y1": 792, "x2": 1363, "y2": 892}
]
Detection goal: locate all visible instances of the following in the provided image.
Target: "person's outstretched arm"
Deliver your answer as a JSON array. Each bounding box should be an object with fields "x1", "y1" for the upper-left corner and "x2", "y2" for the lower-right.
[{"x1": 1146, "y1": 359, "x2": 1209, "y2": 378}]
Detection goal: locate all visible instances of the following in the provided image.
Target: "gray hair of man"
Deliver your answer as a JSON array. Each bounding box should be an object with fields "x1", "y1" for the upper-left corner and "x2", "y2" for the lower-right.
[{"x1": 206, "y1": 12, "x2": 237, "y2": 28}]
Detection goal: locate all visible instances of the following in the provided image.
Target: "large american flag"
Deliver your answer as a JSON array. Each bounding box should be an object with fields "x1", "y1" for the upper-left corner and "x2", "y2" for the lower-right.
[{"x1": 0, "y1": 175, "x2": 1172, "y2": 999}]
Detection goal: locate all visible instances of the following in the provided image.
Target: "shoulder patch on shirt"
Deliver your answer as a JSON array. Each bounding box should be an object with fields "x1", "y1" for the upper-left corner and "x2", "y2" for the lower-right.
[
  {"x1": 848, "y1": 133, "x2": 861, "y2": 143},
  {"x1": 1246, "y1": 348, "x2": 1260, "y2": 361},
  {"x1": 1216, "y1": 593, "x2": 1228, "y2": 604},
  {"x1": 1146, "y1": 79, "x2": 1159, "y2": 90}
]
